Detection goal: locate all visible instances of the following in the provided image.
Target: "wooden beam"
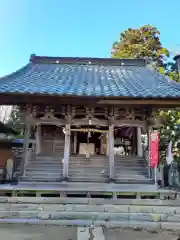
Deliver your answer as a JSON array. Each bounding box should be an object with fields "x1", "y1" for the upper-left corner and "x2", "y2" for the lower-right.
[
  {"x1": 2, "y1": 93, "x2": 180, "y2": 107},
  {"x1": 112, "y1": 119, "x2": 147, "y2": 131},
  {"x1": 97, "y1": 99, "x2": 180, "y2": 106},
  {"x1": 26, "y1": 115, "x2": 65, "y2": 126},
  {"x1": 72, "y1": 117, "x2": 108, "y2": 126}
]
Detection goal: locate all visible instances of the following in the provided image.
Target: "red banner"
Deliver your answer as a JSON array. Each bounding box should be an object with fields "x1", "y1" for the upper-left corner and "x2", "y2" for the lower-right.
[{"x1": 150, "y1": 132, "x2": 159, "y2": 168}]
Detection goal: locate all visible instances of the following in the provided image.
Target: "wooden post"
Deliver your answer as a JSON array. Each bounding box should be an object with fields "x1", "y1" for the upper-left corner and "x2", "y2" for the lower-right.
[
  {"x1": 106, "y1": 132, "x2": 109, "y2": 156},
  {"x1": 20, "y1": 122, "x2": 31, "y2": 177},
  {"x1": 137, "y1": 127, "x2": 143, "y2": 157},
  {"x1": 63, "y1": 124, "x2": 71, "y2": 179},
  {"x1": 36, "y1": 124, "x2": 41, "y2": 155},
  {"x1": 100, "y1": 135, "x2": 104, "y2": 154},
  {"x1": 73, "y1": 131, "x2": 77, "y2": 154},
  {"x1": 108, "y1": 124, "x2": 114, "y2": 180}
]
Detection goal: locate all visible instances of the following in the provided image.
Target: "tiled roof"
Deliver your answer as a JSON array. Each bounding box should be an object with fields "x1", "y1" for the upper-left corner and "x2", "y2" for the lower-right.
[{"x1": 0, "y1": 55, "x2": 180, "y2": 98}]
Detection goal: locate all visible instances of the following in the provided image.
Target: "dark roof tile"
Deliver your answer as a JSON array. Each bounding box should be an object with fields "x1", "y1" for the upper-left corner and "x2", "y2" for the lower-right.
[{"x1": 0, "y1": 56, "x2": 180, "y2": 98}]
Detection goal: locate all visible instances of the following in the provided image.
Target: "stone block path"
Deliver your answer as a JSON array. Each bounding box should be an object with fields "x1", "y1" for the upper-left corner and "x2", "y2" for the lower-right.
[{"x1": 0, "y1": 225, "x2": 179, "y2": 240}]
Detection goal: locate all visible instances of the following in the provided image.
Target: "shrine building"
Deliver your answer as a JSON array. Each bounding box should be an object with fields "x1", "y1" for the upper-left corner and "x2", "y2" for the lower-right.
[{"x1": 0, "y1": 55, "x2": 180, "y2": 184}]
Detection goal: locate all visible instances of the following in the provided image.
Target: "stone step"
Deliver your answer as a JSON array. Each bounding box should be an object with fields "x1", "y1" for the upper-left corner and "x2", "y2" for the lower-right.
[
  {"x1": 25, "y1": 172, "x2": 62, "y2": 177},
  {"x1": 2, "y1": 197, "x2": 178, "y2": 205},
  {"x1": 28, "y1": 162, "x2": 63, "y2": 166},
  {"x1": 4, "y1": 203, "x2": 179, "y2": 215},
  {"x1": 115, "y1": 164, "x2": 145, "y2": 168},
  {"x1": 115, "y1": 179, "x2": 153, "y2": 184},
  {"x1": 68, "y1": 173, "x2": 109, "y2": 178},
  {"x1": 115, "y1": 172, "x2": 149, "y2": 178},
  {"x1": 115, "y1": 167, "x2": 148, "y2": 172},
  {"x1": 27, "y1": 162, "x2": 62, "y2": 166},
  {"x1": 26, "y1": 168, "x2": 63, "y2": 172},
  {"x1": 20, "y1": 177, "x2": 62, "y2": 182},
  {"x1": 116, "y1": 171, "x2": 148, "y2": 177},
  {"x1": 27, "y1": 162, "x2": 63, "y2": 165},
  {"x1": 68, "y1": 178, "x2": 109, "y2": 183},
  {"x1": 30, "y1": 159, "x2": 63, "y2": 163},
  {"x1": 0, "y1": 210, "x2": 179, "y2": 223},
  {"x1": 33, "y1": 156, "x2": 62, "y2": 160},
  {"x1": 69, "y1": 160, "x2": 109, "y2": 164},
  {"x1": 115, "y1": 159, "x2": 145, "y2": 162},
  {"x1": 115, "y1": 161, "x2": 144, "y2": 164},
  {"x1": 25, "y1": 169, "x2": 62, "y2": 174},
  {"x1": 68, "y1": 168, "x2": 108, "y2": 173},
  {"x1": 115, "y1": 157, "x2": 144, "y2": 159},
  {"x1": 68, "y1": 165, "x2": 109, "y2": 168}
]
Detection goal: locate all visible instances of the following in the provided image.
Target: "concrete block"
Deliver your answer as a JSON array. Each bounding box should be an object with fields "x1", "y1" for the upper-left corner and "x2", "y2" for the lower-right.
[
  {"x1": 50, "y1": 211, "x2": 99, "y2": 220},
  {"x1": 166, "y1": 215, "x2": 180, "y2": 222},
  {"x1": 8, "y1": 197, "x2": 41, "y2": 204},
  {"x1": 161, "y1": 222, "x2": 180, "y2": 230},
  {"x1": 43, "y1": 204, "x2": 65, "y2": 212},
  {"x1": 152, "y1": 206, "x2": 176, "y2": 215},
  {"x1": 129, "y1": 206, "x2": 153, "y2": 213},
  {"x1": 7, "y1": 197, "x2": 89, "y2": 204},
  {"x1": 38, "y1": 212, "x2": 50, "y2": 220},
  {"x1": 10, "y1": 204, "x2": 39, "y2": 211},
  {"x1": 131, "y1": 199, "x2": 164, "y2": 206},
  {"x1": 173, "y1": 207, "x2": 180, "y2": 214},
  {"x1": 58, "y1": 198, "x2": 89, "y2": 204},
  {"x1": 88, "y1": 198, "x2": 117, "y2": 205},
  {"x1": 73, "y1": 205, "x2": 105, "y2": 212},
  {"x1": 104, "y1": 205, "x2": 129, "y2": 213},
  {"x1": 107, "y1": 213, "x2": 129, "y2": 221},
  {"x1": 0, "y1": 210, "x2": 38, "y2": 219},
  {"x1": 129, "y1": 213, "x2": 161, "y2": 222},
  {"x1": 0, "y1": 197, "x2": 8, "y2": 203},
  {"x1": 103, "y1": 220, "x2": 161, "y2": 229},
  {"x1": 0, "y1": 203, "x2": 10, "y2": 211}
]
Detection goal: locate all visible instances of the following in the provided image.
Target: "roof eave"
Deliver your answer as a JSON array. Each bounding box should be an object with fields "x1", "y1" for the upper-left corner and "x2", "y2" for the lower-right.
[{"x1": 0, "y1": 92, "x2": 180, "y2": 107}]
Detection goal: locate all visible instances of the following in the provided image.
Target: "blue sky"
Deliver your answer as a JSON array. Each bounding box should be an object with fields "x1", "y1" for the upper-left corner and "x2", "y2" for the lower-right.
[{"x1": 0, "y1": 0, "x2": 179, "y2": 76}]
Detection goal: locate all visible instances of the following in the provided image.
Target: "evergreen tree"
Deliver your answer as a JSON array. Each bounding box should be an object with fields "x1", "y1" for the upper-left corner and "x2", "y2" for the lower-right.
[
  {"x1": 7, "y1": 106, "x2": 24, "y2": 137},
  {"x1": 112, "y1": 24, "x2": 180, "y2": 163}
]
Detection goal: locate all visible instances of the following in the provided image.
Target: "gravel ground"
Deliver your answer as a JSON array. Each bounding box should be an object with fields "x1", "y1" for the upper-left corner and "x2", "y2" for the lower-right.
[{"x1": 0, "y1": 224, "x2": 179, "y2": 240}]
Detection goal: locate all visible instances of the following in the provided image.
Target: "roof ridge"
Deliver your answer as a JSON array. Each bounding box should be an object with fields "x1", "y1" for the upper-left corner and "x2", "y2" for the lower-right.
[{"x1": 29, "y1": 54, "x2": 147, "y2": 67}]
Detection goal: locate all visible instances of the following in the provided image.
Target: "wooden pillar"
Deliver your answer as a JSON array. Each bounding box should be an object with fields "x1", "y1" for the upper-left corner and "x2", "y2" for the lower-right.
[
  {"x1": 132, "y1": 128, "x2": 136, "y2": 156},
  {"x1": 36, "y1": 124, "x2": 41, "y2": 155},
  {"x1": 63, "y1": 124, "x2": 71, "y2": 179},
  {"x1": 137, "y1": 127, "x2": 143, "y2": 157},
  {"x1": 20, "y1": 122, "x2": 31, "y2": 177},
  {"x1": 106, "y1": 133, "x2": 109, "y2": 156},
  {"x1": 73, "y1": 131, "x2": 77, "y2": 154},
  {"x1": 108, "y1": 125, "x2": 114, "y2": 179},
  {"x1": 100, "y1": 135, "x2": 104, "y2": 154}
]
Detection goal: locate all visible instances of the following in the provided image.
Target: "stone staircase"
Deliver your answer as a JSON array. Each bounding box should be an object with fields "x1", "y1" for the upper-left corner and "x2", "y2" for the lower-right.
[
  {"x1": 0, "y1": 197, "x2": 180, "y2": 230},
  {"x1": 114, "y1": 156, "x2": 152, "y2": 184},
  {"x1": 68, "y1": 155, "x2": 109, "y2": 182},
  {"x1": 20, "y1": 153, "x2": 64, "y2": 182}
]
